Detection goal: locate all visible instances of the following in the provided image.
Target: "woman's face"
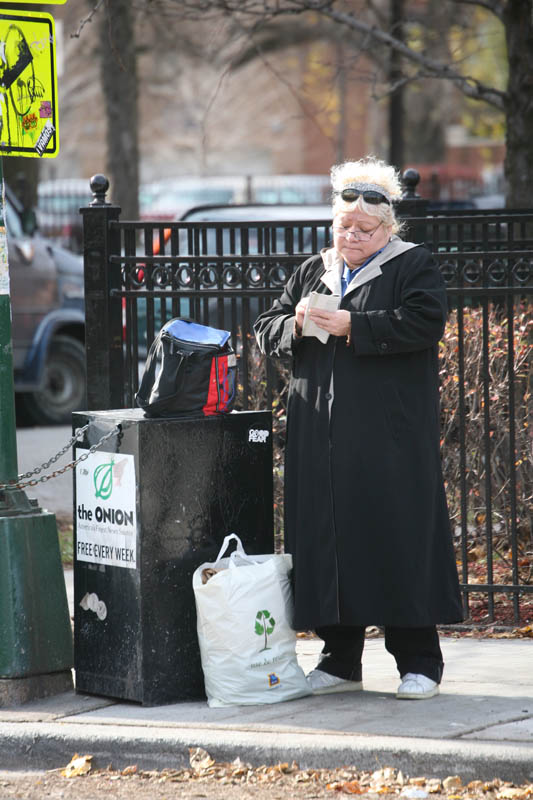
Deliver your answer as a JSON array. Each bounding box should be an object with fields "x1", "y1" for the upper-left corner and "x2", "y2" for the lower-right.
[{"x1": 333, "y1": 208, "x2": 391, "y2": 268}]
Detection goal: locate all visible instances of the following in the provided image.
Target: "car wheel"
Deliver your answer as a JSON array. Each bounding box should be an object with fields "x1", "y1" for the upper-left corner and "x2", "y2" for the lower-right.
[{"x1": 19, "y1": 335, "x2": 87, "y2": 425}]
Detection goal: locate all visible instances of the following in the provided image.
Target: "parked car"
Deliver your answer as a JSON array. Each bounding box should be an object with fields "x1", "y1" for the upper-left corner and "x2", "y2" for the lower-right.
[
  {"x1": 180, "y1": 202, "x2": 331, "y2": 223},
  {"x1": 139, "y1": 175, "x2": 332, "y2": 221},
  {"x1": 36, "y1": 178, "x2": 92, "y2": 253},
  {"x1": 7, "y1": 184, "x2": 86, "y2": 425},
  {"x1": 179, "y1": 202, "x2": 332, "y2": 253},
  {"x1": 133, "y1": 203, "x2": 333, "y2": 350}
]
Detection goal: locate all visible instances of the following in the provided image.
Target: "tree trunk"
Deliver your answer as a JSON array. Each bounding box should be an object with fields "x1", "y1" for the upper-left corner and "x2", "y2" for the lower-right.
[
  {"x1": 99, "y1": 0, "x2": 139, "y2": 219},
  {"x1": 503, "y1": 0, "x2": 533, "y2": 208},
  {"x1": 388, "y1": 0, "x2": 405, "y2": 171}
]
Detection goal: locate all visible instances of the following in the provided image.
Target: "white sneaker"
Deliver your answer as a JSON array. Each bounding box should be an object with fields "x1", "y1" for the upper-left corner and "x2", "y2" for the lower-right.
[
  {"x1": 396, "y1": 672, "x2": 439, "y2": 700},
  {"x1": 306, "y1": 669, "x2": 363, "y2": 695}
]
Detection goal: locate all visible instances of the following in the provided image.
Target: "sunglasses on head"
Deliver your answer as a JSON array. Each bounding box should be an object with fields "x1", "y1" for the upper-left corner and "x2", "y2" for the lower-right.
[{"x1": 338, "y1": 188, "x2": 390, "y2": 205}]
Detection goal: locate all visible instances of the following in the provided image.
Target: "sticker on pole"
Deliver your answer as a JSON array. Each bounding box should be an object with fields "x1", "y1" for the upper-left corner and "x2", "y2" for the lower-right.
[
  {"x1": 0, "y1": 181, "x2": 8, "y2": 295},
  {"x1": 0, "y1": 10, "x2": 59, "y2": 158},
  {"x1": 75, "y1": 449, "x2": 137, "y2": 569}
]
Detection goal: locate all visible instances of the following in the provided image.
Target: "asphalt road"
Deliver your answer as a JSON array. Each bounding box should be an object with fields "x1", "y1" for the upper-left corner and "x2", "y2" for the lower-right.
[{"x1": 15, "y1": 425, "x2": 75, "y2": 521}]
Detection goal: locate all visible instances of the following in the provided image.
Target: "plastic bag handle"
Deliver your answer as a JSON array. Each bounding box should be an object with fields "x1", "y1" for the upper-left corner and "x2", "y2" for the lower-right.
[
  {"x1": 228, "y1": 550, "x2": 261, "y2": 569},
  {"x1": 214, "y1": 533, "x2": 246, "y2": 564}
]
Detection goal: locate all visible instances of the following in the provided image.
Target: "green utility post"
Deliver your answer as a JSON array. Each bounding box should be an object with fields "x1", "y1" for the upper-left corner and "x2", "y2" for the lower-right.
[{"x1": 0, "y1": 162, "x2": 73, "y2": 707}]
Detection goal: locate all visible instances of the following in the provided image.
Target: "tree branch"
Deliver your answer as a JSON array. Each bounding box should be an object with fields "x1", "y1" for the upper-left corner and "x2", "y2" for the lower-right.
[
  {"x1": 318, "y1": 5, "x2": 506, "y2": 109},
  {"x1": 163, "y1": 0, "x2": 506, "y2": 109},
  {"x1": 228, "y1": 15, "x2": 337, "y2": 145},
  {"x1": 71, "y1": 0, "x2": 105, "y2": 39}
]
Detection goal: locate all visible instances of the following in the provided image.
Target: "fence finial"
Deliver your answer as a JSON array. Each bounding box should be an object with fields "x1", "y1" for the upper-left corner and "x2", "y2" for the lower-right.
[
  {"x1": 90, "y1": 174, "x2": 110, "y2": 206},
  {"x1": 402, "y1": 168, "x2": 421, "y2": 199}
]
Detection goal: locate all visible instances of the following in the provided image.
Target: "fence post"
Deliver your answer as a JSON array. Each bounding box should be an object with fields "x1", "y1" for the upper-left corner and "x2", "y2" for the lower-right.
[
  {"x1": 397, "y1": 168, "x2": 429, "y2": 245},
  {"x1": 80, "y1": 174, "x2": 124, "y2": 410}
]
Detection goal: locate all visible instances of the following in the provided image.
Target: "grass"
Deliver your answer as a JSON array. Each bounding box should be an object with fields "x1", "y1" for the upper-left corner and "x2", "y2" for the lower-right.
[{"x1": 56, "y1": 517, "x2": 74, "y2": 567}]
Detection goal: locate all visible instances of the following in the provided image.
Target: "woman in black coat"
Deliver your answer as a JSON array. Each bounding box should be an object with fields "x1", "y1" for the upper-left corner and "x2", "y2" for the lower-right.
[{"x1": 254, "y1": 156, "x2": 463, "y2": 700}]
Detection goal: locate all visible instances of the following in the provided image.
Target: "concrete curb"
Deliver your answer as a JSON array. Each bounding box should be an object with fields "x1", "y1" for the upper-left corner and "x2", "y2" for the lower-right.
[{"x1": 2, "y1": 722, "x2": 533, "y2": 784}]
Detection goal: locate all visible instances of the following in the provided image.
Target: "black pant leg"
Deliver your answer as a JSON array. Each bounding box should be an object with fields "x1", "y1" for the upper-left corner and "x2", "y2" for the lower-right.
[
  {"x1": 314, "y1": 625, "x2": 366, "y2": 681},
  {"x1": 384, "y1": 626, "x2": 444, "y2": 683}
]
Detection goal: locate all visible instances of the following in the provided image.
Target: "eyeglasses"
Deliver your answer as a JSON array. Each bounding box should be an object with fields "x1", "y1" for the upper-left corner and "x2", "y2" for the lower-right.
[
  {"x1": 337, "y1": 188, "x2": 390, "y2": 205},
  {"x1": 333, "y1": 221, "x2": 383, "y2": 242}
]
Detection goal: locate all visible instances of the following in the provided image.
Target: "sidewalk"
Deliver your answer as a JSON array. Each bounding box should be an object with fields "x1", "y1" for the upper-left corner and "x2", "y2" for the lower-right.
[{"x1": 0, "y1": 571, "x2": 531, "y2": 782}]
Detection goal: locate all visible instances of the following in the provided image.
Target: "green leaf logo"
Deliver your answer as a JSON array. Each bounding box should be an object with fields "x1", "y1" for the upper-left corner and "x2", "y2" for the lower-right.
[
  {"x1": 93, "y1": 460, "x2": 115, "y2": 500},
  {"x1": 254, "y1": 609, "x2": 276, "y2": 651}
]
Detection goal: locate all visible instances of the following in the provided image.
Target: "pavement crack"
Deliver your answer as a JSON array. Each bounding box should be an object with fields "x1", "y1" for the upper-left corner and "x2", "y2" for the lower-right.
[{"x1": 450, "y1": 712, "x2": 533, "y2": 739}]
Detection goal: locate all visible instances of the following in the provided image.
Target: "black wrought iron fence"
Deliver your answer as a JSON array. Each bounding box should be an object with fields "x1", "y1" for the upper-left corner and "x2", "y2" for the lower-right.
[{"x1": 82, "y1": 175, "x2": 532, "y2": 626}]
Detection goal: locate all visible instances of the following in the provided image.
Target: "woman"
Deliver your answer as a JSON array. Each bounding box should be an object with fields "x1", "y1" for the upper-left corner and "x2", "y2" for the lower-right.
[{"x1": 254, "y1": 157, "x2": 462, "y2": 700}]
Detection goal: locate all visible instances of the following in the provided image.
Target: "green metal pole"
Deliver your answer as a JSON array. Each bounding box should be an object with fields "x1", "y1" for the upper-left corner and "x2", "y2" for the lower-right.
[
  {"x1": 0, "y1": 159, "x2": 18, "y2": 484},
  {"x1": 0, "y1": 158, "x2": 73, "y2": 705}
]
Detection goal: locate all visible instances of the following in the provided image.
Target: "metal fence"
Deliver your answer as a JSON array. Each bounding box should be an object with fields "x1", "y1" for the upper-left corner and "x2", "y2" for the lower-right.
[{"x1": 82, "y1": 175, "x2": 533, "y2": 626}]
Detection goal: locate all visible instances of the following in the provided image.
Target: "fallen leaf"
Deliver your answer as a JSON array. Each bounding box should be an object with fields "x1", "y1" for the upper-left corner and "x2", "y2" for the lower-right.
[
  {"x1": 61, "y1": 753, "x2": 93, "y2": 778},
  {"x1": 512, "y1": 625, "x2": 533, "y2": 638},
  {"x1": 383, "y1": 768, "x2": 397, "y2": 781},
  {"x1": 121, "y1": 765, "x2": 137, "y2": 776},
  {"x1": 189, "y1": 747, "x2": 215, "y2": 773},
  {"x1": 341, "y1": 780, "x2": 364, "y2": 794},
  {"x1": 443, "y1": 776, "x2": 463, "y2": 792}
]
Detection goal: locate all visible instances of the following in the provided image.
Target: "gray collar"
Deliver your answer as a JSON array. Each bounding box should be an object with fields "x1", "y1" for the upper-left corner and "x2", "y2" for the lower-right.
[{"x1": 319, "y1": 236, "x2": 418, "y2": 296}]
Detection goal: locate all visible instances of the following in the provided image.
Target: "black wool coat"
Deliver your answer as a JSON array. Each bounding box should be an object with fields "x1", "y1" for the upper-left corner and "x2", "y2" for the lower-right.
[{"x1": 254, "y1": 237, "x2": 463, "y2": 630}]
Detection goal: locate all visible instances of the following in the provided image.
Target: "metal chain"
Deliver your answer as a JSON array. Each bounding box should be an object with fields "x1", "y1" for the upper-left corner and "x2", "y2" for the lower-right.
[
  {"x1": 0, "y1": 425, "x2": 122, "y2": 491},
  {"x1": 18, "y1": 424, "x2": 91, "y2": 480}
]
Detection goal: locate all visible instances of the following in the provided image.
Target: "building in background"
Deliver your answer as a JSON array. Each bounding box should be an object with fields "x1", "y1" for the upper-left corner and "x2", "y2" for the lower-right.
[{"x1": 39, "y1": 4, "x2": 505, "y2": 207}]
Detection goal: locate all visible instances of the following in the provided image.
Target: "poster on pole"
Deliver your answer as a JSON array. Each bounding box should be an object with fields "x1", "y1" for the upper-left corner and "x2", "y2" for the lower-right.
[
  {"x1": 75, "y1": 449, "x2": 138, "y2": 570},
  {"x1": 0, "y1": 10, "x2": 59, "y2": 158}
]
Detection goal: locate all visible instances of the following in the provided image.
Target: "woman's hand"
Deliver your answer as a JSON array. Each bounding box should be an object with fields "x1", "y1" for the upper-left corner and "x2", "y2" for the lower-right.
[
  {"x1": 309, "y1": 308, "x2": 351, "y2": 337},
  {"x1": 294, "y1": 297, "x2": 310, "y2": 333}
]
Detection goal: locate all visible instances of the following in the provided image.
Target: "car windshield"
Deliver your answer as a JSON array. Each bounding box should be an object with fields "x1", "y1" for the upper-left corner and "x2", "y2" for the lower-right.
[{"x1": 182, "y1": 204, "x2": 332, "y2": 224}]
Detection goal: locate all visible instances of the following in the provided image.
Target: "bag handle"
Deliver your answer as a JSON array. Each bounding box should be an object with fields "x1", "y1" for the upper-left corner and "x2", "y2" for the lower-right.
[
  {"x1": 214, "y1": 533, "x2": 246, "y2": 563},
  {"x1": 214, "y1": 533, "x2": 263, "y2": 570},
  {"x1": 228, "y1": 550, "x2": 261, "y2": 569}
]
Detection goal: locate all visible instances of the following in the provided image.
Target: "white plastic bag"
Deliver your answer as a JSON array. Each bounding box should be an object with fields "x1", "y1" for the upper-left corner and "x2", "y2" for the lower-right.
[{"x1": 192, "y1": 533, "x2": 311, "y2": 707}]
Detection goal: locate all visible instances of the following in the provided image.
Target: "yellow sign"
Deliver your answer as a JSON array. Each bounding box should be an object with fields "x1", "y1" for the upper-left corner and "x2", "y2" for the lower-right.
[{"x1": 0, "y1": 10, "x2": 59, "y2": 158}]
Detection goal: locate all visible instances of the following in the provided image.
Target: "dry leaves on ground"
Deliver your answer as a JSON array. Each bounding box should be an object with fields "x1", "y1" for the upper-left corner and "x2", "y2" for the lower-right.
[{"x1": 20, "y1": 749, "x2": 529, "y2": 800}]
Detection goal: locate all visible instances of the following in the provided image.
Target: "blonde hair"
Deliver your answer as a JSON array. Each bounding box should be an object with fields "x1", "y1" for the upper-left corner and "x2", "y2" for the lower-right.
[{"x1": 331, "y1": 156, "x2": 404, "y2": 235}]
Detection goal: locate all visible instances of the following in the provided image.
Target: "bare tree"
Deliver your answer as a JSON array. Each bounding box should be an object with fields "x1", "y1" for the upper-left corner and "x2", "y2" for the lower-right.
[
  {"x1": 98, "y1": 0, "x2": 139, "y2": 219},
  {"x1": 152, "y1": 0, "x2": 528, "y2": 207}
]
